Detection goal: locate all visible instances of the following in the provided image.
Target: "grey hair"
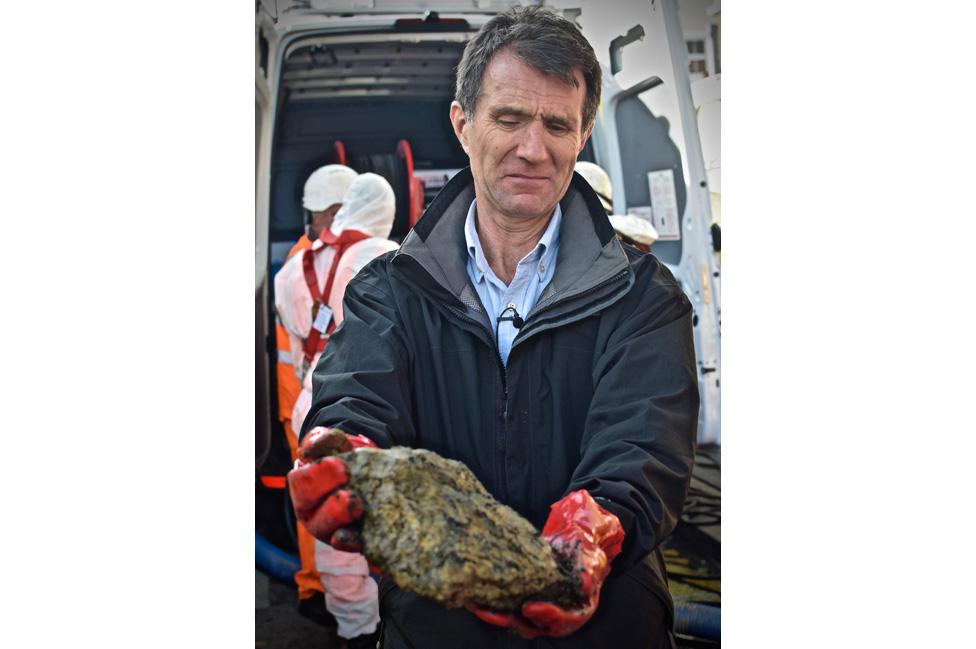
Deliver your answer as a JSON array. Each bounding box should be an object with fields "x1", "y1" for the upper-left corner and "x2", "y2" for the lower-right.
[{"x1": 454, "y1": 6, "x2": 602, "y2": 133}]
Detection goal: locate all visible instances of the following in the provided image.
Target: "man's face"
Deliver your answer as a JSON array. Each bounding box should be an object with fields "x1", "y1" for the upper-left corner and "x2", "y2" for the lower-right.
[
  {"x1": 450, "y1": 49, "x2": 592, "y2": 223},
  {"x1": 307, "y1": 203, "x2": 342, "y2": 240}
]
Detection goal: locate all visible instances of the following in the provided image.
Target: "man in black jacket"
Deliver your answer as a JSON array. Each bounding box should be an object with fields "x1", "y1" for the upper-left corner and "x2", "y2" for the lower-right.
[{"x1": 291, "y1": 6, "x2": 700, "y2": 648}]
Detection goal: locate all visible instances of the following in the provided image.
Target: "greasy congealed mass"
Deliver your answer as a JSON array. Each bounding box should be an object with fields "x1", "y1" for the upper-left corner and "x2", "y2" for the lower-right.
[{"x1": 304, "y1": 429, "x2": 583, "y2": 612}]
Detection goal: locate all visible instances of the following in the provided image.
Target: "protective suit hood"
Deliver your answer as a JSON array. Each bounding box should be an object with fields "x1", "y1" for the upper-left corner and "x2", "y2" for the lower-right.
[
  {"x1": 574, "y1": 161, "x2": 613, "y2": 212},
  {"x1": 609, "y1": 214, "x2": 659, "y2": 245},
  {"x1": 303, "y1": 164, "x2": 358, "y2": 212},
  {"x1": 330, "y1": 172, "x2": 396, "y2": 239}
]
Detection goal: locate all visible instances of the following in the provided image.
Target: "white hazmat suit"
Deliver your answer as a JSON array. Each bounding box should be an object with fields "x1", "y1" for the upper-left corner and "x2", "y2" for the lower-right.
[{"x1": 274, "y1": 172, "x2": 400, "y2": 640}]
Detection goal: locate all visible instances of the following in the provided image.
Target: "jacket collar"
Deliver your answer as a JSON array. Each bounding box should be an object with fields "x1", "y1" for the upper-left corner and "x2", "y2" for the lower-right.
[{"x1": 395, "y1": 167, "x2": 632, "y2": 316}]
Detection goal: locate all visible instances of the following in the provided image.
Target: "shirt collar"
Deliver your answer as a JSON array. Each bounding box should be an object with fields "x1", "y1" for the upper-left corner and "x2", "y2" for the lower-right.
[{"x1": 464, "y1": 199, "x2": 562, "y2": 283}]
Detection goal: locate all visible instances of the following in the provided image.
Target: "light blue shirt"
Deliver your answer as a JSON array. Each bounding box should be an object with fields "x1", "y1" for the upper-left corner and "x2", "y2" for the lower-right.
[{"x1": 464, "y1": 199, "x2": 561, "y2": 366}]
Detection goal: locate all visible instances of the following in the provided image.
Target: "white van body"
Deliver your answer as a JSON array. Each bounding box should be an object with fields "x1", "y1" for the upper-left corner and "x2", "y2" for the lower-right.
[{"x1": 255, "y1": 0, "x2": 721, "y2": 468}]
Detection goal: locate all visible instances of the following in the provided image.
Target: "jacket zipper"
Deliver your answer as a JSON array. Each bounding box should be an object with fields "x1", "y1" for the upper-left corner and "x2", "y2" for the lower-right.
[
  {"x1": 416, "y1": 265, "x2": 628, "y2": 505},
  {"x1": 444, "y1": 301, "x2": 510, "y2": 501}
]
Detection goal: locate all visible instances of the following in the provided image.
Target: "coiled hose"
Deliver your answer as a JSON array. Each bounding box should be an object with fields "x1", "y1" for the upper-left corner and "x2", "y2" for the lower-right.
[
  {"x1": 255, "y1": 532, "x2": 300, "y2": 585},
  {"x1": 674, "y1": 602, "x2": 721, "y2": 641}
]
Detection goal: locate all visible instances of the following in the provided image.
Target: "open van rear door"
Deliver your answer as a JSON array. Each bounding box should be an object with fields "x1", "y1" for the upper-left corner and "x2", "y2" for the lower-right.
[
  {"x1": 577, "y1": 0, "x2": 721, "y2": 444},
  {"x1": 256, "y1": 15, "x2": 276, "y2": 468}
]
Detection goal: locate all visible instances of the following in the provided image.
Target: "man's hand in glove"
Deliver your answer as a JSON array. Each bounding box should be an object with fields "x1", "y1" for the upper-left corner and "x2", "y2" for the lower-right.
[
  {"x1": 287, "y1": 426, "x2": 377, "y2": 552},
  {"x1": 467, "y1": 489, "x2": 625, "y2": 639}
]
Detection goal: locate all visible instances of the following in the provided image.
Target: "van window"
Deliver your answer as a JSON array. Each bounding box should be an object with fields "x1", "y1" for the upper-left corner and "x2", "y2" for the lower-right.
[{"x1": 615, "y1": 94, "x2": 686, "y2": 265}]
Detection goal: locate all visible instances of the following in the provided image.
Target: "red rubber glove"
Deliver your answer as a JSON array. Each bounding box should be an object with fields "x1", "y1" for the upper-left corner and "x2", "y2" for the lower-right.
[
  {"x1": 467, "y1": 489, "x2": 625, "y2": 639},
  {"x1": 287, "y1": 426, "x2": 378, "y2": 552}
]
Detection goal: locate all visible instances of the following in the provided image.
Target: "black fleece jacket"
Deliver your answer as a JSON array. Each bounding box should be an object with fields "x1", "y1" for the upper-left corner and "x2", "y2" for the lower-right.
[{"x1": 303, "y1": 168, "x2": 699, "y2": 649}]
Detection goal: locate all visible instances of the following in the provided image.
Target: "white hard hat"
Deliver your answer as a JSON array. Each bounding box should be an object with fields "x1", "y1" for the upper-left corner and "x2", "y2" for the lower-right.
[
  {"x1": 609, "y1": 214, "x2": 659, "y2": 245},
  {"x1": 302, "y1": 164, "x2": 359, "y2": 212},
  {"x1": 575, "y1": 161, "x2": 613, "y2": 212},
  {"x1": 330, "y1": 173, "x2": 396, "y2": 239}
]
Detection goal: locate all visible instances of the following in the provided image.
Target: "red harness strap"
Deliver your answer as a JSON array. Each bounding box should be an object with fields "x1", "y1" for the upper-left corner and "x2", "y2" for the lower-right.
[{"x1": 301, "y1": 229, "x2": 371, "y2": 365}]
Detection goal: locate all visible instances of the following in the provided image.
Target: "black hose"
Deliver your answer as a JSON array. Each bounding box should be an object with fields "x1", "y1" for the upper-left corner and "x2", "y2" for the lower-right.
[{"x1": 353, "y1": 152, "x2": 411, "y2": 240}]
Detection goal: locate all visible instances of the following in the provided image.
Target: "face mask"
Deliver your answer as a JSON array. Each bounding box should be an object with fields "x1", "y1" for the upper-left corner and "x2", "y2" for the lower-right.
[{"x1": 303, "y1": 209, "x2": 317, "y2": 240}]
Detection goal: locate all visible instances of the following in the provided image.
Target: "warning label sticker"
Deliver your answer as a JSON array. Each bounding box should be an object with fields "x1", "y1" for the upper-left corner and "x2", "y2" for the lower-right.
[{"x1": 647, "y1": 169, "x2": 681, "y2": 241}]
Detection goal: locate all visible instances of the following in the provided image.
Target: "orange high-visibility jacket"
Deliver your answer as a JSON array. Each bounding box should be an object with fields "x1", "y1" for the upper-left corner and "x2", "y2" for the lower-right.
[{"x1": 275, "y1": 235, "x2": 312, "y2": 456}]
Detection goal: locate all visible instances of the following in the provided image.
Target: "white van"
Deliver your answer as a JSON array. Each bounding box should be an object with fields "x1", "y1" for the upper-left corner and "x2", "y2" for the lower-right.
[{"x1": 255, "y1": 0, "x2": 721, "y2": 471}]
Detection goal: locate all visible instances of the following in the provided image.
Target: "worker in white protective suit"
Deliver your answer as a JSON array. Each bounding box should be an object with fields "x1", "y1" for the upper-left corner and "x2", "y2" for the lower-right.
[
  {"x1": 575, "y1": 160, "x2": 659, "y2": 253},
  {"x1": 278, "y1": 165, "x2": 359, "y2": 457},
  {"x1": 275, "y1": 172, "x2": 399, "y2": 648},
  {"x1": 273, "y1": 164, "x2": 358, "y2": 628}
]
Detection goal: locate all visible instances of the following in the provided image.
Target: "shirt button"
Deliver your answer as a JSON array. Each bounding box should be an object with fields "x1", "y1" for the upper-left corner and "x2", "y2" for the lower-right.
[{"x1": 539, "y1": 263, "x2": 545, "y2": 273}]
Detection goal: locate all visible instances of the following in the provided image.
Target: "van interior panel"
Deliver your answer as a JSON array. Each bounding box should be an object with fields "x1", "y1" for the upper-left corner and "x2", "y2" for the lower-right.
[{"x1": 271, "y1": 38, "x2": 470, "y2": 246}]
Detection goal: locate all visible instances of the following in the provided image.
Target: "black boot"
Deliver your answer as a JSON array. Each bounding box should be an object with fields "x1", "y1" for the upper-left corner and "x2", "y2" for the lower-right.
[
  {"x1": 297, "y1": 592, "x2": 338, "y2": 628},
  {"x1": 341, "y1": 628, "x2": 381, "y2": 649}
]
